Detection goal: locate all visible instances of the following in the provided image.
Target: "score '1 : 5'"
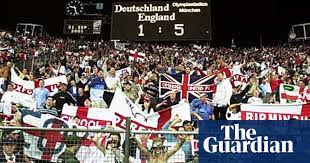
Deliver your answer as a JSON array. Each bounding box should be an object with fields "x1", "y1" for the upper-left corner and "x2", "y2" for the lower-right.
[{"x1": 138, "y1": 24, "x2": 184, "y2": 37}]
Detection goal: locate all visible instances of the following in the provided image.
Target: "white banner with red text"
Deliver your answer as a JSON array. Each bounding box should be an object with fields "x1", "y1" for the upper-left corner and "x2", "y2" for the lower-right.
[
  {"x1": 10, "y1": 67, "x2": 67, "y2": 108},
  {"x1": 241, "y1": 103, "x2": 310, "y2": 120}
]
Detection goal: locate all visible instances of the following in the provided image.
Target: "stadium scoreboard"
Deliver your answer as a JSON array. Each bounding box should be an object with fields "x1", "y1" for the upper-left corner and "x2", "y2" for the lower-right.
[
  {"x1": 63, "y1": 19, "x2": 102, "y2": 34},
  {"x1": 111, "y1": 0, "x2": 211, "y2": 41}
]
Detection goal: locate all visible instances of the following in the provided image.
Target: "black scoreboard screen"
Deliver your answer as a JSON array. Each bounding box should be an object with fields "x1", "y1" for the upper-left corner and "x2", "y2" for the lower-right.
[
  {"x1": 111, "y1": 0, "x2": 211, "y2": 41},
  {"x1": 63, "y1": 19, "x2": 102, "y2": 35}
]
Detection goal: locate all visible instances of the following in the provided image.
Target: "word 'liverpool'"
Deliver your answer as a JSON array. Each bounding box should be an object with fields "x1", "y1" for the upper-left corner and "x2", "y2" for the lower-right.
[{"x1": 203, "y1": 124, "x2": 294, "y2": 153}]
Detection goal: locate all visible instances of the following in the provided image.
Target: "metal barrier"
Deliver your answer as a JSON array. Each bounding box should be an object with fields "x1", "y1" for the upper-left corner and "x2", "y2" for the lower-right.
[
  {"x1": 129, "y1": 130, "x2": 199, "y2": 163},
  {"x1": 0, "y1": 118, "x2": 199, "y2": 163},
  {"x1": 14, "y1": 50, "x2": 62, "y2": 72}
]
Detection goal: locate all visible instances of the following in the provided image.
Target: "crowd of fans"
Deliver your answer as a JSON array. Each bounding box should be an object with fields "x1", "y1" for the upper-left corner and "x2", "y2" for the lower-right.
[{"x1": 0, "y1": 30, "x2": 310, "y2": 162}]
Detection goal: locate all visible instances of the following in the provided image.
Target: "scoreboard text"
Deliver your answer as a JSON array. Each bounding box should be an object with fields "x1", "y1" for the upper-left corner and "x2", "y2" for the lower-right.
[
  {"x1": 111, "y1": 0, "x2": 211, "y2": 41},
  {"x1": 63, "y1": 19, "x2": 102, "y2": 35}
]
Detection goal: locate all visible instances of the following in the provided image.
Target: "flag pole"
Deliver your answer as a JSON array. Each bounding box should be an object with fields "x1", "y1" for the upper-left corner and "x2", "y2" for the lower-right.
[{"x1": 123, "y1": 117, "x2": 131, "y2": 163}]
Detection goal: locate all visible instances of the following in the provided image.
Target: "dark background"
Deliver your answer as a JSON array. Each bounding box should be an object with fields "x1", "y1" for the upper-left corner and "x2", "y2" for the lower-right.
[{"x1": 0, "y1": 0, "x2": 309, "y2": 46}]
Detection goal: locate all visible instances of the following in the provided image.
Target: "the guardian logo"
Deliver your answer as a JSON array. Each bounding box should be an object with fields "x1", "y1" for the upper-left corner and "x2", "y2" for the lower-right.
[{"x1": 203, "y1": 124, "x2": 294, "y2": 153}]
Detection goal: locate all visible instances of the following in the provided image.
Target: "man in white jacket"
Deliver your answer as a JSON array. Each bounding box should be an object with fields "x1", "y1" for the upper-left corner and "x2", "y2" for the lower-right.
[
  {"x1": 102, "y1": 58, "x2": 122, "y2": 107},
  {"x1": 0, "y1": 83, "x2": 19, "y2": 105},
  {"x1": 212, "y1": 72, "x2": 233, "y2": 120}
]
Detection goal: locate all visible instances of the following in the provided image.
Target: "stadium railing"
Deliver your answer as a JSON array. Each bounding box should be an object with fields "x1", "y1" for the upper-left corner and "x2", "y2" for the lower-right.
[
  {"x1": 0, "y1": 118, "x2": 198, "y2": 163},
  {"x1": 14, "y1": 49, "x2": 62, "y2": 72}
]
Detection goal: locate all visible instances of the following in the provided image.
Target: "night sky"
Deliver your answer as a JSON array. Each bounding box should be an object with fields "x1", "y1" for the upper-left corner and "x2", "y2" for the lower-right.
[{"x1": 0, "y1": 0, "x2": 310, "y2": 46}]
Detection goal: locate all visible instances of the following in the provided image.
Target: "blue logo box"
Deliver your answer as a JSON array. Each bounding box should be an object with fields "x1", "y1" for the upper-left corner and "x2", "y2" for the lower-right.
[{"x1": 198, "y1": 121, "x2": 310, "y2": 163}]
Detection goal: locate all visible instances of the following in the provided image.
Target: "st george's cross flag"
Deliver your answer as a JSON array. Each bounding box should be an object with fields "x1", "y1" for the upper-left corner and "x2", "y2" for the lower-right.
[
  {"x1": 147, "y1": 101, "x2": 192, "y2": 130},
  {"x1": 159, "y1": 74, "x2": 215, "y2": 102},
  {"x1": 60, "y1": 105, "x2": 116, "y2": 162},
  {"x1": 128, "y1": 50, "x2": 146, "y2": 62},
  {"x1": 60, "y1": 104, "x2": 115, "y2": 128}
]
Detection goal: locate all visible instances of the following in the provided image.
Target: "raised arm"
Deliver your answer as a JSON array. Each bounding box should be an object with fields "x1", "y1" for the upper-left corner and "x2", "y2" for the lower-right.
[
  {"x1": 168, "y1": 114, "x2": 182, "y2": 131},
  {"x1": 14, "y1": 67, "x2": 22, "y2": 75},
  {"x1": 197, "y1": 68, "x2": 207, "y2": 77},
  {"x1": 191, "y1": 112, "x2": 204, "y2": 120},
  {"x1": 228, "y1": 103, "x2": 241, "y2": 112},
  {"x1": 92, "y1": 133, "x2": 107, "y2": 155},
  {"x1": 239, "y1": 83, "x2": 252, "y2": 98},
  {"x1": 167, "y1": 136, "x2": 186, "y2": 158},
  {"x1": 102, "y1": 57, "x2": 108, "y2": 76},
  {"x1": 133, "y1": 138, "x2": 151, "y2": 157}
]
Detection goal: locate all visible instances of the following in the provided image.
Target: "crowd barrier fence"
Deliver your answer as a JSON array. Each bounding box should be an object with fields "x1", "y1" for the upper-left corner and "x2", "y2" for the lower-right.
[
  {"x1": 0, "y1": 118, "x2": 199, "y2": 163},
  {"x1": 14, "y1": 50, "x2": 62, "y2": 72}
]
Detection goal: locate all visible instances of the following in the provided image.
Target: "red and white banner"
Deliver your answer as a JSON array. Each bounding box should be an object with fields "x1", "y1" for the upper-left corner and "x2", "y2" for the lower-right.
[
  {"x1": 280, "y1": 84, "x2": 310, "y2": 104},
  {"x1": 129, "y1": 50, "x2": 145, "y2": 62},
  {"x1": 241, "y1": 103, "x2": 310, "y2": 120},
  {"x1": 10, "y1": 68, "x2": 67, "y2": 108},
  {"x1": 231, "y1": 74, "x2": 248, "y2": 87},
  {"x1": 109, "y1": 89, "x2": 191, "y2": 131},
  {"x1": 11, "y1": 68, "x2": 35, "y2": 108},
  {"x1": 148, "y1": 101, "x2": 192, "y2": 130},
  {"x1": 60, "y1": 105, "x2": 116, "y2": 162},
  {"x1": 61, "y1": 104, "x2": 115, "y2": 128},
  {"x1": 42, "y1": 75, "x2": 67, "y2": 92},
  {"x1": 279, "y1": 84, "x2": 300, "y2": 104}
]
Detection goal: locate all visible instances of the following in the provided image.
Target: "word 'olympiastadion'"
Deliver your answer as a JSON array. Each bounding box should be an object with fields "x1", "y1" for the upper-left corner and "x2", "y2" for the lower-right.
[{"x1": 113, "y1": 2, "x2": 209, "y2": 13}]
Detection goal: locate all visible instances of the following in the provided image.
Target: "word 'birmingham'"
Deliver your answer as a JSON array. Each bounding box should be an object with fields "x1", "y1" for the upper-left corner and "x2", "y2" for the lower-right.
[{"x1": 203, "y1": 124, "x2": 294, "y2": 153}]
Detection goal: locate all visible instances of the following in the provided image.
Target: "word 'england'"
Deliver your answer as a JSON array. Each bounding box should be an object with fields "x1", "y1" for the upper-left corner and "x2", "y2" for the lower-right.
[{"x1": 203, "y1": 124, "x2": 294, "y2": 153}]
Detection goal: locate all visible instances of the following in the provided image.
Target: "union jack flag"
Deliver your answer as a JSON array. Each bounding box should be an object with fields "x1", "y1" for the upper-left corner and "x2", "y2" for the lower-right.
[{"x1": 159, "y1": 74, "x2": 216, "y2": 102}]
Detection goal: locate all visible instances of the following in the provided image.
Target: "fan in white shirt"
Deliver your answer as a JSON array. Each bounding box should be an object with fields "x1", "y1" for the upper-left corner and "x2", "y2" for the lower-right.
[
  {"x1": 213, "y1": 73, "x2": 233, "y2": 107},
  {"x1": 104, "y1": 67, "x2": 122, "y2": 94},
  {"x1": 212, "y1": 72, "x2": 233, "y2": 120},
  {"x1": 0, "y1": 83, "x2": 19, "y2": 105}
]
